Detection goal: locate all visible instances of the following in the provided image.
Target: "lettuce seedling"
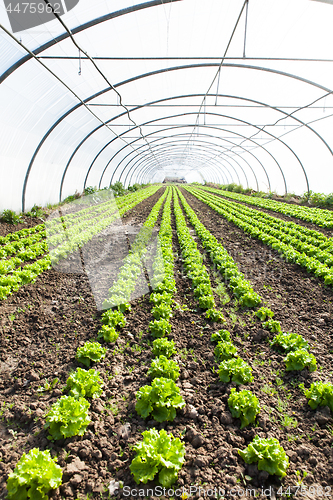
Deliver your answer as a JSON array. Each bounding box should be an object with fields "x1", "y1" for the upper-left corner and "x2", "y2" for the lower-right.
[
  {"x1": 118, "y1": 302, "x2": 131, "y2": 313},
  {"x1": 152, "y1": 338, "x2": 176, "y2": 358},
  {"x1": 205, "y1": 308, "x2": 226, "y2": 323},
  {"x1": 130, "y1": 428, "x2": 185, "y2": 487},
  {"x1": 238, "y1": 436, "x2": 289, "y2": 477},
  {"x1": 45, "y1": 395, "x2": 90, "y2": 440},
  {"x1": 101, "y1": 309, "x2": 126, "y2": 328},
  {"x1": 97, "y1": 325, "x2": 119, "y2": 343},
  {"x1": 151, "y1": 304, "x2": 173, "y2": 320},
  {"x1": 255, "y1": 307, "x2": 274, "y2": 321},
  {"x1": 194, "y1": 283, "x2": 212, "y2": 298},
  {"x1": 135, "y1": 377, "x2": 185, "y2": 422},
  {"x1": 228, "y1": 388, "x2": 260, "y2": 428},
  {"x1": 270, "y1": 332, "x2": 309, "y2": 352},
  {"x1": 284, "y1": 349, "x2": 317, "y2": 372},
  {"x1": 150, "y1": 292, "x2": 173, "y2": 306},
  {"x1": 238, "y1": 291, "x2": 261, "y2": 308},
  {"x1": 65, "y1": 367, "x2": 103, "y2": 399},
  {"x1": 198, "y1": 294, "x2": 215, "y2": 309},
  {"x1": 7, "y1": 448, "x2": 62, "y2": 500},
  {"x1": 154, "y1": 278, "x2": 176, "y2": 294},
  {"x1": 211, "y1": 329, "x2": 231, "y2": 343},
  {"x1": 262, "y1": 319, "x2": 282, "y2": 333},
  {"x1": 76, "y1": 341, "x2": 107, "y2": 367},
  {"x1": 148, "y1": 356, "x2": 180, "y2": 381},
  {"x1": 214, "y1": 341, "x2": 237, "y2": 361},
  {"x1": 218, "y1": 357, "x2": 254, "y2": 385},
  {"x1": 302, "y1": 381, "x2": 333, "y2": 411},
  {"x1": 149, "y1": 319, "x2": 171, "y2": 338}
]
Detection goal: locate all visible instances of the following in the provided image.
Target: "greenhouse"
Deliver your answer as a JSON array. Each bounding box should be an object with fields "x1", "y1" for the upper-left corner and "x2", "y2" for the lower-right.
[{"x1": 0, "y1": 0, "x2": 333, "y2": 498}]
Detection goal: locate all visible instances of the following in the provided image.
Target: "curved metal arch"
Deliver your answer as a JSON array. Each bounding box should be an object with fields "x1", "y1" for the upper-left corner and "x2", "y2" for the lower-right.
[
  {"x1": 119, "y1": 136, "x2": 243, "y2": 188},
  {"x1": 60, "y1": 84, "x2": 330, "y2": 204},
  {"x1": 120, "y1": 140, "x2": 235, "y2": 184},
  {"x1": 121, "y1": 137, "x2": 272, "y2": 192},
  {"x1": 105, "y1": 129, "x2": 251, "y2": 190},
  {"x1": 125, "y1": 149, "x2": 231, "y2": 187},
  {"x1": 140, "y1": 158, "x2": 224, "y2": 185},
  {"x1": 121, "y1": 133, "x2": 274, "y2": 191},
  {"x1": 136, "y1": 153, "x2": 225, "y2": 185},
  {"x1": 22, "y1": 57, "x2": 333, "y2": 208},
  {"x1": 113, "y1": 122, "x2": 288, "y2": 192},
  {"x1": 119, "y1": 142, "x2": 236, "y2": 185},
  {"x1": 96, "y1": 110, "x2": 308, "y2": 194},
  {"x1": 100, "y1": 114, "x2": 291, "y2": 195},
  {"x1": 96, "y1": 118, "x2": 277, "y2": 193},
  {"x1": 104, "y1": 131, "x2": 263, "y2": 191}
]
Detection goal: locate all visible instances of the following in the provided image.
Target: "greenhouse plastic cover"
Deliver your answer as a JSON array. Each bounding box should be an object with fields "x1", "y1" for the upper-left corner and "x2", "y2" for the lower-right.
[{"x1": 0, "y1": 0, "x2": 333, "y2": 211}]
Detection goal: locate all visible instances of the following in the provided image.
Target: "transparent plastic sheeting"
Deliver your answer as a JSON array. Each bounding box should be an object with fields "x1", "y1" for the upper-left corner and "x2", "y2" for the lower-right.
[
  {"x1": 45, "y1": 189, "x2": 164, "y2": 310},
  {"x1": 1, "y1": 0, "x2": 333, "y2": 211}
]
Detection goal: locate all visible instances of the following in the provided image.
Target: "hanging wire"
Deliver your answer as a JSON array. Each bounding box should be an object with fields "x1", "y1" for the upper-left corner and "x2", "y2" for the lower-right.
[
  {"x1": 0, "y1": 23, "x2": 148, "y2": 157},
  {"x1": 78, "y1": 49, "x2": 82, "y2": 76},
  {"x1": 179, "y1": 0, "x2": 249, "y2": 165},
  {"x1": 227, "y1": 88, "x2": 333, "y2": 154},
  {"x1": 41, "y1": 0, "x2": 162, "y2": 167}
]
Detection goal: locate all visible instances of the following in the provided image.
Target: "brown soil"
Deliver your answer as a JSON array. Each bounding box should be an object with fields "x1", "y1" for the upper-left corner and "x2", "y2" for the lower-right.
[
  {"x1": 0, "y1": 216, "x2": 44, "y2": 237},
  {"x1": 0, "y1": 187, "x2": 332, "y2": 500}
]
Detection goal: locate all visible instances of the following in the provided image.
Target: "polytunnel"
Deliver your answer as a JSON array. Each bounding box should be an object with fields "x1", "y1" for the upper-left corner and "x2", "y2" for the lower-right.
[{"x1": 1, "y1": 0, "x2": 333, "y2": 211}]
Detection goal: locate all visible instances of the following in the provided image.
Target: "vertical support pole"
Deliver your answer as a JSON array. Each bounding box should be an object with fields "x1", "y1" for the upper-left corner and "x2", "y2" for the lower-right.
[{"x1": 243, "y1": 0, "x2": 249, "y2": 58}]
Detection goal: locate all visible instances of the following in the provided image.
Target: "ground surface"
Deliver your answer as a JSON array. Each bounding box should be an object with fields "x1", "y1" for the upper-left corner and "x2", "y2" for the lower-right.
[{"x1": 0, "y1": 187, "x2": 332, "y2": 500}]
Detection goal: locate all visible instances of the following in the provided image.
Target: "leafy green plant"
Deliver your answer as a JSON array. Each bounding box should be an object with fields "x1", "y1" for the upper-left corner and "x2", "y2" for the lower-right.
[
  {"x1": 238, "y1": 290, "x2": 261, "y2": 308},
  {"x1": 270, "y1": 332, "x2": 309, "y2": 352},
  {"x1": 37, "y1": 378, "x2": 59, "y2": 393},
  {"x1": 262, "y1": 319, "x2": 282, "y2": 333},
  {"x1": 284, "y1": 349, "x2": 317, "y2": 372},
  {"x1": 130, "y1": 428, "x2": 185, "y2": 487},
  {"x1": 211, "y1": 329, "x2": 231, "y2": 343},
  {"x1": 101, "y1": 309, "x2": 126, "y2": 328},
  {"x1": 205, "y1": 308, "x2": 226, "y2": 322},
  {"x1": 76, "y1": 341, "x2": 107, "y2": 367},
  {"x1": 150, "y1": 292, "x2": 173, "y2": 306},
  {"x1": 218, "y1": 357, "x2": 254, "y2": 384},
  {"x1": 117, "y1": 302, "x2": 131, "y2": 313},
  {"x1": 301, "y1": 381, "x2": 333, "y2": 411},
  {"x1": 65, "y1": 368, "x2": 103, "y2": 399},
  {"x1": 214, "y1": 341, "x2": 238, "y2": 360},
  {"x1": 152, "y1": 338, "x2": 176, "y2": 358},
  {"x1": 149, "y1": 318, "x2": 171, "y2": 338},
  {"x1": 151, "y1": 303, "x2": 173, "y2": 320},
  {"x1": 238, "y1": 436, "x2": 289, "y2": 477},
  {"x1": 44, "y1": 396, "x2": 90, "y2": 440},
  {"x1": 255, "y1": 307, "x2": 274, "y2": 321},
  {"x1": 135, "y1": 377, "x2": 185, "y2": 422},
  {"x1": 198, "y1": 294, "x2": 215, "y2": 309},
  {"x1": 97, "y1": 325, "x2": 119, "y2": 343},
  {"x1": 228, "y1": 388, "x2": 260, "y2": 428},
  {"x1": 1, "y1": 209, "x2": 22, "y2": 225},
  {"x1": 148, "y1": 356, "x2": 180, "y2": 381},
  {"x1": 7, "y1": 448, "x2": 62, "y2": 500}
]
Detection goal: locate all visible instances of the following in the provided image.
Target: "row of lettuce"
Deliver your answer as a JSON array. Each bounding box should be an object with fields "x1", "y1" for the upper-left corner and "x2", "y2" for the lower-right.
[
  {"x1": 174, "y1": 187, "x2": 333, "y2": 480},
  {"x1": 186, "y1": 186, "x2": 333, "y2": 286},
  {"x1": 201, "y1": 185, "x2": 333, "y2": 228},
  {"x1": 0, "y1": 186, "x2": 160, "y2": 301},
  {"x1": 6, "y1": 187, "x2": 333, "y2": 498},
  {"x1": 6, "y1": 187, "x2": 184, "y2": 497}
]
